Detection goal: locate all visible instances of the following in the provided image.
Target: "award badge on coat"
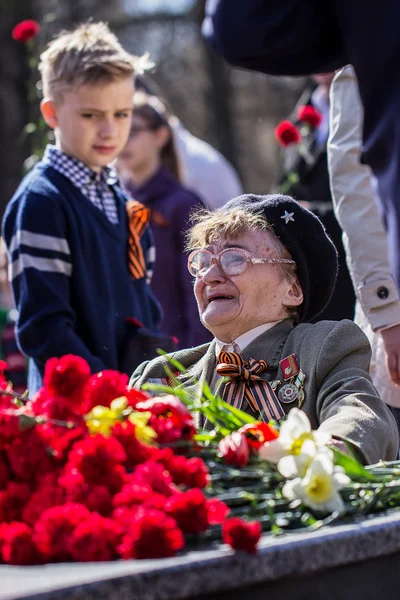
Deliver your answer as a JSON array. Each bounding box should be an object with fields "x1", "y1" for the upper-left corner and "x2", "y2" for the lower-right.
[{"x1": 276, "y1": 353, "x2": 306, "y2": 408}]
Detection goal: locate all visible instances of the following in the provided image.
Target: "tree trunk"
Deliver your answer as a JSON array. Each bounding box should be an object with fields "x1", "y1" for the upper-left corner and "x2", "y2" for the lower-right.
[{"x1": 0, "y1": 0, "x2": 35, "y2": 218}]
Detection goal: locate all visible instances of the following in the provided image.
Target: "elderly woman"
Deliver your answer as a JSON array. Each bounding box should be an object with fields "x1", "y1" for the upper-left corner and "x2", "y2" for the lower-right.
[{"x1": 131, "y1": 194, "x2": 399, "y2": 464}]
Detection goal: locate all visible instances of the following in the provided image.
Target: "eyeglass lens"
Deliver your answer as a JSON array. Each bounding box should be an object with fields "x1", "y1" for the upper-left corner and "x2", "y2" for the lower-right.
[{"x1": 190, "y1": 250, "x2": 247, "y2": 276}]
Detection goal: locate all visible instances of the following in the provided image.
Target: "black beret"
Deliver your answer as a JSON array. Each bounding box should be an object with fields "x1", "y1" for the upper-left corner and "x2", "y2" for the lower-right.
[{"x1": 223, "y1": 194, "x2": 338, "y2": 323}]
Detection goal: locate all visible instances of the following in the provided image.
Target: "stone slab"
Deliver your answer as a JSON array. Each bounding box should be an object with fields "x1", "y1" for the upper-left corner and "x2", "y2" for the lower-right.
[{"x1": 1, "y1": 509, "x2": 400, "y2": 600}]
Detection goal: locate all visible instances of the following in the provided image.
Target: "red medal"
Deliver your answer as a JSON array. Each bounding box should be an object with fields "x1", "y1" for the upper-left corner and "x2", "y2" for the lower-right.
[{"x1": 279, "y1": 354, "x2": 300, "y2": 380}]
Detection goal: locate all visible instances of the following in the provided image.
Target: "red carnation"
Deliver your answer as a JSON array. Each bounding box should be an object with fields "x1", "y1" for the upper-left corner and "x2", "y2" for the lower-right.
[
  {"x1": 0, "y1": 483, "x2": 30, "y2": 523},
  {"x1": 222, "y1": 518, "x2": 261, "y2": 554},
  {"x1": 1, "y1": 522, "x2": 42, "y2": 565},
  {"x1": 22, "y1": 474, "x2": 65, "y2": 526},
  {"x1": 69, "y1": 514, "x2": 121, "y2": 562},
  {"x1": 0, "y1": 361, "x2": 8, "y2": 385},
  {"x1": 112, "y1": 506, "x2": 136, "y2": 529},
  {"x1": 82, "y1": 370, "x2": 130, "y2": 412},
  {"x1": 136, "y1": 395, "x2": 196, "y2": 444},
  {"x1": 118, "y1": 508, "x2": 184, "y2": 559},
  {"x1": 297, "y1": 104, "x2": 322, "y2": 128},
  {"x1": 274, "y1": 120, "x2": 301, "y2": 147},
  {"x1": 28, "y1": 390, "x2": 83, "y2": 422},
  {"x1": 0, "y1": 412, "x2": 22, "y2": 442},
  {"x1": 125, "y1": 387, "x2": 150, "y2": 408},
  {"x1": 6, "y1": 427, "x2": 53, "y2": 484},
  {"x1": 112, "y1": 421, "x2": 154, "y2": 467},
  {"x1": 113, "y1": 482, "x2": 153, "y2": 509},
  {"x1": 0, "y1": 523, "x2": 6, "y2": 559},
  {"x1": 218, "y1": 432, "x2": 249, "y2": 467},
  {"x1": 12, "y1": 20, "x2": 40, "y2": 43},
  {"x1": 34, "y1": 503, "x2": 90, "y2": 561},
  {"x1": 164, "y1": 454, "x2": 210, "y2": 489},
  {"x1": 0, "y1": 454, "x2": 10, "y2": 490},
  {"x1": 238, "y1": 422, "x2": 279, "y2": 450},
  {"x1": 131, "y1": 460, "x2": 178, "y2": 496},
  {"x1": 140, "y1": 492, "x2": 169, "y2": 512},
  {"x1": 165, "y1": 489, "x2": 209, "y2": 535},
  {"x1": 66, "y1": 434, "x2": 126, "y2": 492},
  {"x1": 43, "y1": 355, "x2": 91, "y2": 400},
  {"x1": 58, "y1": 470, "x2": 113, "y2": 516},
  {"x1": 206, "y1": 498, "x2": 230, "y2": 525},
  {"x1": 43, "y1": 423, "x2": 87, "y2": 464}
]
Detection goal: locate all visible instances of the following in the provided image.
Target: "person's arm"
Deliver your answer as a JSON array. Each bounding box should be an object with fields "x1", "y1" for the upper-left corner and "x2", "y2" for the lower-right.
[
  {"x1": 328, "y1": 65, "x2": 400, "y2": 385},
  {"x1": 202, "y1": 0, "x2": 346, "y2": 76},
  {"x1": 313, "y1": 321, "x2": 399, "y2": 464},
  {"x1": 2, "y1": 191, "x2": 106, "y2": 375}
]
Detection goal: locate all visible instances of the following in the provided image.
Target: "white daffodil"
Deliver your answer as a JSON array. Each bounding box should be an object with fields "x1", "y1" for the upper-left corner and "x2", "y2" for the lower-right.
[
  {"x1": 282, "y1": 451, "x2": 350, "y2": 514},
  {"x1": 277, "y1": 439, "x2": 334, "y2": 478},
  {"x1": 259, "y1": 408, "x2": 330, "y2": 464}
]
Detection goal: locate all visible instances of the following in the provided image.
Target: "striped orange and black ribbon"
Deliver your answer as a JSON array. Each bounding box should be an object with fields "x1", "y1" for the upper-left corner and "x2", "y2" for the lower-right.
[
  {"x1": 126, "y1": 200, "x2": 150, "y2": 280},
  {"x1": 216, "y1": 351, "x2": 285, "y2": 422}
]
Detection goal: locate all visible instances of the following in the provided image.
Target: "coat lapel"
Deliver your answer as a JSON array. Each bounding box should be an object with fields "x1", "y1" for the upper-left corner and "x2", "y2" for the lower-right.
[
  {"x1": 241, "y1": 319, "x2": 295, "y2": 370},
  {"x1": 175, "y1": 340, "x2": 217, "y2": 398}
]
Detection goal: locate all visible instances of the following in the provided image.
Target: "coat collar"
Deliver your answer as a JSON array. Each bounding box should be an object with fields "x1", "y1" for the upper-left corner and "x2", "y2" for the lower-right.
[{"x1": 177, "y1": 319, "x2": 296, "y2": 393}]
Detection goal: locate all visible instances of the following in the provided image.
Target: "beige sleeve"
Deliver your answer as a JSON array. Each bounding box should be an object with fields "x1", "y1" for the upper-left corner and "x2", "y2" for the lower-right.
[
  {"x1": 328, "y1": 65, "x2": 400, "y2": 331},
  {"x1": 314, "y1": 320, "x2": 399, "y2": 464}
]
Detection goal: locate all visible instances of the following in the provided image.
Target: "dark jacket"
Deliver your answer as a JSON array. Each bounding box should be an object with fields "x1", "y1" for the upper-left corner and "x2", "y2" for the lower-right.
[
  {"x1": 127, "y1": 167, "x2": 212, "y2": 349},
  {"x1": 2, "y1": 164, "x2": 161, "y2": 393},
  {"x1": 278, "y1": 87, "x2": 355, "y2": 321}
]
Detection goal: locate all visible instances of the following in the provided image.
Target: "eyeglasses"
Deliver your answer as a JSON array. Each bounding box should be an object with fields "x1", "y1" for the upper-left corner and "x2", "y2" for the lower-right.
[{"x1": 187, "y1": 248, "x2": 295, "y2": 277}]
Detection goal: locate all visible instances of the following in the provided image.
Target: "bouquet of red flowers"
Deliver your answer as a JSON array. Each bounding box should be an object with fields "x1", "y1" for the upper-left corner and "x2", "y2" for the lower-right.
[{"x1": 0, "y1": 356, "x2": 266, "y2": 564}]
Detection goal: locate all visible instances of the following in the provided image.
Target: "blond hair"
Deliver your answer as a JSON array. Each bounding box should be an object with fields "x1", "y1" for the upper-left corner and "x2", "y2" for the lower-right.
[
  {"x1": 187, "y1": 207, "x2": 297, "y2": 283},
  {"x1": 39, "y1": 22, "x2": 145, "y2": 100}
]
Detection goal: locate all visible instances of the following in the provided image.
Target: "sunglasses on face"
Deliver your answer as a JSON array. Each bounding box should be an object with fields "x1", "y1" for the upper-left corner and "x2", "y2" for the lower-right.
[{"x1": 187, "y1": 248, "x2": 295, "y2": 277}]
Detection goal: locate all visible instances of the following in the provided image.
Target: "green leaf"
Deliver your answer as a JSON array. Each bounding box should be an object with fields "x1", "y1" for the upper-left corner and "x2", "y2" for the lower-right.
[
  {"x1": 219, "y1": 401, "x2": 258, "y2": 425},
  {"x1": 141, "y1": 382, "x2": 189, "y2": 402},
  {"x1": 194, "y1": 432, "x2": 218, "y2": 442},
  {"x1": 333, "y1": 448, "x2": 380, "y2": 482}
]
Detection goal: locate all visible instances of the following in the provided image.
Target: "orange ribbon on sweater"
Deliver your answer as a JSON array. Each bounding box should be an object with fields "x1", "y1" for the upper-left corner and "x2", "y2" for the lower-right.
[{"x1": 126, "y1": 200, "x2": 150, "y2": 280}]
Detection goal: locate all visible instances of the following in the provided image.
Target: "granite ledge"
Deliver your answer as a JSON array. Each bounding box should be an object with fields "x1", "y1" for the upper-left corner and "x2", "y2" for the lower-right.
[{"x1": 2, "y1": 509, "x2": 400, "y2": 600}]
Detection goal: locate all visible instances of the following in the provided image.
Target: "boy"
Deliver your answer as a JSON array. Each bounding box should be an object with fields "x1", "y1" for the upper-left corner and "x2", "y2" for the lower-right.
[{"x1": 2, "y1": 22, "x2": 161, "y2": 393}]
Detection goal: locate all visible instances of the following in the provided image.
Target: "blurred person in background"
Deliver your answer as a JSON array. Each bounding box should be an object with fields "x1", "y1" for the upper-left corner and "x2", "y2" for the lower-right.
[
  {"x1": 329, "y1": 66, "x2": 400, "y2": 430},
  {"x1": 135, "y1": 76, "x2": 243, "y2": 209},
  {"x1": 117, "y1": 93, "x2": 212, "y2": 349},
  {"x1": 0, "y1": 239, "x2": 27, "y2": 394},
  {"x1": 277, "y1": 72, "x2": 355, "y2": 322},
  {"x1": 172, "y1": 120, "x2": 243, "y2": 210}
]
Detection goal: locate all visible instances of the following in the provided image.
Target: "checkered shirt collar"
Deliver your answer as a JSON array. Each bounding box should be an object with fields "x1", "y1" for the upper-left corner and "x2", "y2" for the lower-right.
[{"x1": 43, "y1": 145, "x2": 119, "y2": 188}]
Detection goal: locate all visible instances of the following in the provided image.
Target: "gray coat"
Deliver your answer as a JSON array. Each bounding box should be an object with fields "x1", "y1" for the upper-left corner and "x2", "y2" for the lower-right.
[{"x1": 130, "y1": 319, "x2": 399, "y2": 464}]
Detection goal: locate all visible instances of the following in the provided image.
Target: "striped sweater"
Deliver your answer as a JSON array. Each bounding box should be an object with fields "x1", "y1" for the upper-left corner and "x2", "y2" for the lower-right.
[{"x1": 2, "y1": 162, "x2": 161, "y2": 393}]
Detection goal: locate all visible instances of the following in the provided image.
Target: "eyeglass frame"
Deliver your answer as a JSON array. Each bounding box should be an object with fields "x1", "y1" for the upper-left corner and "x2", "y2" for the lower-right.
[{"x1": 187, "y1": 247, "x2": 296, "y2": 277}]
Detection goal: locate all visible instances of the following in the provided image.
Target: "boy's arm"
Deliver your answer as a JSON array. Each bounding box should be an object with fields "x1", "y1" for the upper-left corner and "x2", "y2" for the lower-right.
[{"x1": 3, "y1": 192, "x2": 106, "y2": 375}]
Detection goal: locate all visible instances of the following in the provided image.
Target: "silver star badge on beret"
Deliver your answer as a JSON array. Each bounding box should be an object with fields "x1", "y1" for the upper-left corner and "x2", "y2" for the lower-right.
[{"x1": 281, "y1": 211, "x2": 295, "y2": 224}]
